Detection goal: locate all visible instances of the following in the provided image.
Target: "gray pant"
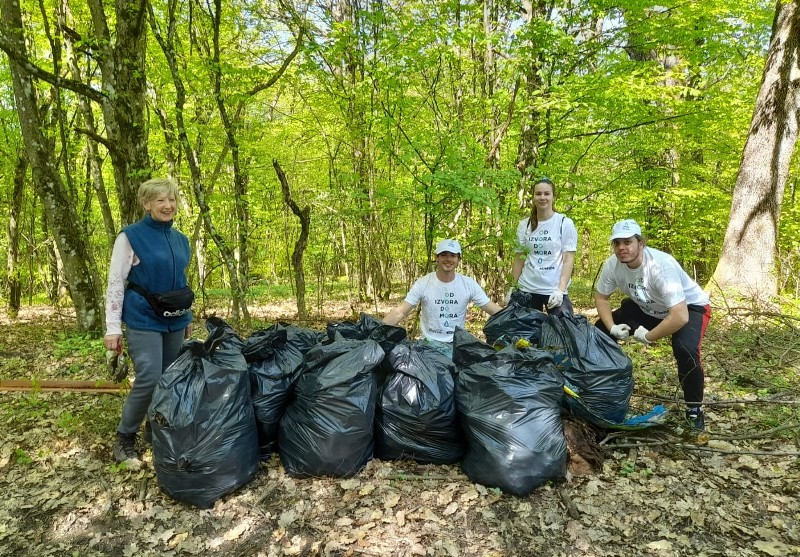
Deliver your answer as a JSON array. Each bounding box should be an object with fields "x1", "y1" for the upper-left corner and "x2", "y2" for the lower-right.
[{"x1": 117, "y1": 328, "x2": 185, "y2": 434}]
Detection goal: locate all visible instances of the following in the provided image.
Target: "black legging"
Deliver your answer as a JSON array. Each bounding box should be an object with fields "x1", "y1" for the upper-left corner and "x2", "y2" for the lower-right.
[{"x1": 596, "y1": 298, "x2": 711, "y2": 406}]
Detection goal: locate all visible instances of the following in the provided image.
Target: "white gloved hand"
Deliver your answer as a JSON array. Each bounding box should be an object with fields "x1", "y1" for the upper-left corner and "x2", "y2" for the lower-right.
[
  {"x1": 547, "y1": 290, "x2": 564, "y2": 309},
  {"x1": 634, "y1": 326, "x2": 652, "y2": 344},
  {"x1": 609, "y1": 324, "x2": 631, "y2": 340},
  {"x1": 504, "y1": 288, "x2": 515, "y2": 305}
]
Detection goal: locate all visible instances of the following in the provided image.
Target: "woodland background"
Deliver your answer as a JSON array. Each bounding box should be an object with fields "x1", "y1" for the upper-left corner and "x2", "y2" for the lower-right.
[
  {"x1": 2, "y1": 2, "x2": 800, "y2": 555},
  {"x1": 0, "y1": 0, "x2": 799, "y2": 330}
]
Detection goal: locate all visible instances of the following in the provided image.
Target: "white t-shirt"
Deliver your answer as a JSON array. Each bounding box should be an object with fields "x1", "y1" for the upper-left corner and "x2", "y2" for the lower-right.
[
  {"x1": 515, "y1": 213, "x2": 578, "y2": 294},
  {"x1": 404, "y1": 272, "x2": 491, "y2": 343},
  {"x1": 596, "y1": 247, "x2": 710, "y2": 318}
]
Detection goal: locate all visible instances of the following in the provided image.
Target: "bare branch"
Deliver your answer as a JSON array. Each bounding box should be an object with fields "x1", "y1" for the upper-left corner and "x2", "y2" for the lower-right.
[{"x1": 0, "y1": 33, "x2": 105, "y2": 104}]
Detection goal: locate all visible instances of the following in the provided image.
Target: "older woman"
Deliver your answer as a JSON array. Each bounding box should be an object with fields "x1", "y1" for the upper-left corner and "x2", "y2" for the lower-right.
[{"x1": 104, "y1": 177, "x2": 193, "y2": 463}]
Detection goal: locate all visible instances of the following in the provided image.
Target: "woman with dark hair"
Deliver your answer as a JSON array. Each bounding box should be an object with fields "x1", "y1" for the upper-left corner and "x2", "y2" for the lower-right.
[
  {"x1": 509, "y1": 178, "x2": 577, "y2": 316},
  {"x1": 104, "y1": 177, "x2": 193, "y2": 463}
]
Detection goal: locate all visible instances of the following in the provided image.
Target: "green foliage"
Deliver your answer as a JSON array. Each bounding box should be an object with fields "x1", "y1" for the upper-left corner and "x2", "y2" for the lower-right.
[
  {"x1": 13, "y1": 448, "x2": 33, "y2": 466},
  {"x1": 1, "y1": 0, "x2": 790, "y2": 308},
  {"x1": 53, "y1": 334, "x2": 103, "y2": 359}
]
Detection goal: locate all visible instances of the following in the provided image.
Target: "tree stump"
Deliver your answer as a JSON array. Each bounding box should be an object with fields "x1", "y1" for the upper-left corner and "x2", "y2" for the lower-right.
[{"x1": 563, "y1": 415, "x2": 605, "y2": 476}]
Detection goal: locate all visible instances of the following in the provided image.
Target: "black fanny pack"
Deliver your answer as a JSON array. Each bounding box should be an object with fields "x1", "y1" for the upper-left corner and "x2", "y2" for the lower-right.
[{"x1": 128, "y1": 282, "x2": 194, "y2": 318}]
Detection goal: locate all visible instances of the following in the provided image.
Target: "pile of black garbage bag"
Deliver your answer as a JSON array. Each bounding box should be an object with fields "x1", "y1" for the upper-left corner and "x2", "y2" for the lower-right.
[{"x1": 145, "y1": 308, "x2": 634, "y2": 507}]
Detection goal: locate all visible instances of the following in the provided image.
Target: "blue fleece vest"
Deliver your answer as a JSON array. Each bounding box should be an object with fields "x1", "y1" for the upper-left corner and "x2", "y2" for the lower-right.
[{"x1": 122, "y1": 214, "x2": 192, "y2": 332}]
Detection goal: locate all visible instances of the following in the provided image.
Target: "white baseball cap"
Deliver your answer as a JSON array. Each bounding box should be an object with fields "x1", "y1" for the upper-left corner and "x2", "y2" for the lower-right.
[
  {"x1": 434, "y1": 239, "x2": 462, "y2": 255},
  {"x1": 610, "y1": 219, "x2": 642, "y2": 241}
]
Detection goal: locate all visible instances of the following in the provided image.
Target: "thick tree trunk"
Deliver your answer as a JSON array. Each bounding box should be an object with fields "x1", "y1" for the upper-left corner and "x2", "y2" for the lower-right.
[
  {"x1": 86, "y1": 0, "x2": 151, "y2": 226},
  {"x1": 711, "y1": 0, "x2": 800, "y2": 298},
  {"x1": 2, "y1": 0, "x2": 103, "y2": 333}
]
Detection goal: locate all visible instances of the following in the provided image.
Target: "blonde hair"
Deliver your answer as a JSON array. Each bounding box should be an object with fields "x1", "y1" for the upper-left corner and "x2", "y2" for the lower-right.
[{"x1": 138, "y1": 177, "x2": 179, "y2": 208}]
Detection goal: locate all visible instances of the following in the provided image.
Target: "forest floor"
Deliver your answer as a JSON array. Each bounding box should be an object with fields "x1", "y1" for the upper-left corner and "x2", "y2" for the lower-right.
[{"x1": 0, "y1": 300, "x2": 799, "y2": 557}]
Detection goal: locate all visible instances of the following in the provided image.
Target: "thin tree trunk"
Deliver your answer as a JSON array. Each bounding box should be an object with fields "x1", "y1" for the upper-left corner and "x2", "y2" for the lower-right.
[
  {"x1": 517, "y1": 0, "x2": 549, "y2": 200},
  {"x1": 147, "y1": 0, "x2": 245, "y2": 320},
  {"x1": 273, "y1": 160, "x2": 311, "y2": 323},
  {"x1": 59, "y1": 0, "x2": 116, "y2": 243},
  {"x1": 6, "y1": 153, "x2": 27, "y2": 318},
  {"x1": 209, "y1": 0, "x2": 251, "y2": 323}
]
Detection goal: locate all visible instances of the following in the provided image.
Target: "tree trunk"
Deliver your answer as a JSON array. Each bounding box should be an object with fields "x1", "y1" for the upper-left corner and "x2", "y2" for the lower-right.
[
  {"x1": 2, "y1": 0, "x2": 103, "y2": 333},
  {"x1": 207, "y1": 0, "x2": 252, "y2": 324},
  {"x1": 517, "y1": 0, "x2": 549, "y2": 199},
  {"x1": 86, "y1": 0, "x2": 152, "y2": 226},
  {"x1": 147, "y1": 1, "x2": 245, "y2": 321},
  {"x1": 6, "y1": 153, "x2": 27, "y2": 318},
  {"x1": 273, "y1": 160, "x2": 311, "y2": 323},
  {"x1": 711, "y1": 0, "x2": 800, "y2": 298},
  {"x1": 59, "y1": 1, "x2": 117, "y2": 244}
]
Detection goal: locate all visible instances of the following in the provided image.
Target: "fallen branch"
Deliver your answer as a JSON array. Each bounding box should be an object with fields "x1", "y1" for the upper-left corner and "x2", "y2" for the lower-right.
[
  {"x1": 383, "y1": 474, "x2": 463, "y2": 481},
  {"x1": 675, "y1": 444, "x2": 800, "y2": 457},
  {"x1": 557, "y1": 485, "x2": 580, "y2": 519},
  {"x1": 712, "y1": 423, "x2": 800, "y2": 441},
  {"x1": 602, "y1": 440, "x2": 800, "y2": 457},
  {"x1": 0, "y1": 379, "x2": 126, "y2": 394},
  {"x1": 640, "y1": 395, "x2": 800, "y2": 406}
]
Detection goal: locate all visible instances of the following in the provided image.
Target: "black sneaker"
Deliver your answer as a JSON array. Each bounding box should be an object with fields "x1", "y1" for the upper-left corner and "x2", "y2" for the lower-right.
[
  {"x1": 685, "y1": 408, "x2": 705, "y2": 431},
  {"x1": 113, "y1": 432, "x2": 140, "y2": 462}
]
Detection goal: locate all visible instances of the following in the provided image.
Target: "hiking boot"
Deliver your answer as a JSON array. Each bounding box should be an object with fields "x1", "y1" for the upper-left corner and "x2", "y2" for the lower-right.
[
  {"x1": 142, "y1": 421, "x2": 152, "y2": 445},
  {"x1": 113, "y1": 432, "x2": 140, "y2": 462},
  {"x1": 685, "y1": 408, "x2": 705, "y2": 431}
]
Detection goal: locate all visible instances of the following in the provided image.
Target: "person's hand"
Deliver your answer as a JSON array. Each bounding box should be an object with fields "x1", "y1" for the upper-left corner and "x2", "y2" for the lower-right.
[
  {"x1": 104, "y1": 334, "x2": 122, "y2": 353},
  {"x1": 634, "y1": 326, "x2": 652, "y2": 344},
  {"x1": 547, "y1": 290, "x2": 564, "y2": 309},
  {"x1": 184, "y1": 322, "x2": 194, "y2": 339},
  {"x1": 609, "y1": 324, "x2": 631, "y2": 340},
  {"x1": 504, "y1": 287, "x2": 515, "y2": 305}
]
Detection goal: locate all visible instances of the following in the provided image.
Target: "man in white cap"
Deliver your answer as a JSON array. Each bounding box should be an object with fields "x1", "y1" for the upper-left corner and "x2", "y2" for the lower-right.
[
  {"x1": 594, "y1": 219, "x2": 712, "y2": 430},
  {"x1": 383, "y1": 239, "x2": 502, "y2": 356}
]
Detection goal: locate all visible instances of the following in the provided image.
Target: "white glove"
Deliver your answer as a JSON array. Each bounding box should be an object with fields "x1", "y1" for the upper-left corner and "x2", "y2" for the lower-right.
[
  {"x1": 634, "y1": 326, "x2": 652, "y2": 344},
  {"x1": 547, "y1": 290, "x2": 564, "y2": 309},
  {"x1": 609, "y1": 324, "x2": 631, "y2": 340},
  {"x1": 504, "y1": 288, "x2": 514, "y2": 305}
]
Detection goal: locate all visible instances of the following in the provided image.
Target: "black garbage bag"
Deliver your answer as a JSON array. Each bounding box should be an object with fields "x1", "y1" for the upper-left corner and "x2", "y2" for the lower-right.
[
  {"x1": 453, "y1": 328, "x2": 567, "y2": 496},
  {"x1": 327, "y1": 312, "x2": 406, "y2": 385},
  {"x1": 483, "y1": 303, "x2": 548, "y2": 348},
  {"x1": 326, "y1": 312, "x2": 407, "y2": 352},
  {"x1": 540, "y1": 314, "x2": 634, "y2": 424},
  {"x1": 243, "y1": 323, "x2": 324, "y2": 361},
  {"x1": 278, "y1": 335, "x2": 384, "y2": 478},
  {"x1": 242, "y1": 324, "x2": 323, "y2": 460},
  {"x1": 375, "y1": 341, "x2": 464, "y2": 464},
  {"x1": 148, "y1": 318, "x2": 259, "y2": 509}
]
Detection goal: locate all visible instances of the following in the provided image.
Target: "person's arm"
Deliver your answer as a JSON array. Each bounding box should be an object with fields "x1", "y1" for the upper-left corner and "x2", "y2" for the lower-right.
[
  {"x1": 511, "y1": 256, "x2": 525, "y2": 283},
  {"x1": 594, "y1": 291, "x2": 616, "y2": 331},
  {"x1": 558, "y1": 251, "x2": 576, "y2": 292},
  {"x1": 383, "y1": 301, "x2": 415, "y2": 326},
  {"x1": 641, "y1": 301, "x2": 689, "y2": 342},
  {"x1": 480, "y1": 301, "x2": 502, "y2": 316},
  {"x1": 104, "y1": 233, "x2": 135, "y2": 351}
]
